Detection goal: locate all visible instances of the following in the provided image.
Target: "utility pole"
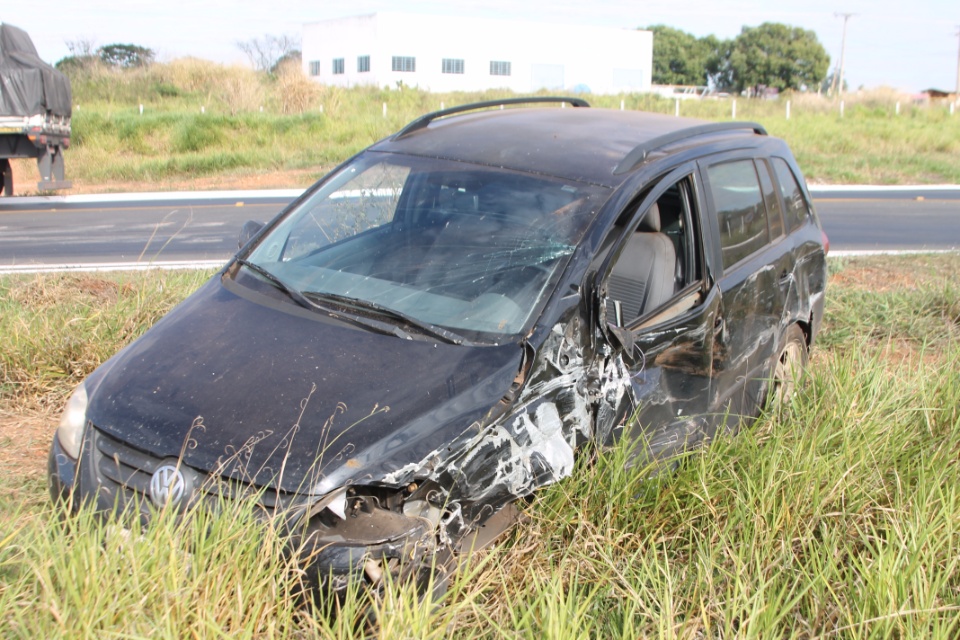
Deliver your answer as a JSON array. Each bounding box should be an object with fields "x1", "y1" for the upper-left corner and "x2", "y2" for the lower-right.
[
  {"x1": 832, "y1": 13, "x2": 856, "y2": 96},
  {"x1": 955, "y1": 26, "x2": 960, "y2": 97}
]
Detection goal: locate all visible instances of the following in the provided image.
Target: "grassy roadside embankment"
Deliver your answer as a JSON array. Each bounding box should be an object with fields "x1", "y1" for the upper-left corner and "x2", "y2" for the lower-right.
[
  {"x1": 1, "y1": 254, "x2": 959, "y2": 637},
  {"x1": 8, "y1": 59, "x2": 960, "y2": 194}
]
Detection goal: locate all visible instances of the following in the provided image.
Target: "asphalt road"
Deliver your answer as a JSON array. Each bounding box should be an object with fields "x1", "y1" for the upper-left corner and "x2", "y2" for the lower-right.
[{"x1": 1, "y1": 187, "x2": 958, "y2": 272}]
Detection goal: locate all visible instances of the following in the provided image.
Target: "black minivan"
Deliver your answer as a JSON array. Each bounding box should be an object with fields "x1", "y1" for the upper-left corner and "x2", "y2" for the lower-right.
[{"x1": 49, "y1": 98, "x2": 827, "y2": 593}]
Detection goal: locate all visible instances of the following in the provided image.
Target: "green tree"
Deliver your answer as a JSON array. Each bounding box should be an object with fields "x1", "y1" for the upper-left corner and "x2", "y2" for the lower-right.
[
  {"x1": 647, "y1": 25, "x2": 701, "y2": 85},
  {"x1": 725, "y1": 23, "x2": 829, "y2": 94},
  {"x1": 646, "y1": 25, "x2": 727, "y2": 87},
  {"x1": 55, "y1": 38, "x2": 99, "y2": 72},
  {"x1": 55, "y1": 54, "x2": 98, "y2": 72},
  {"x1": 236, "y1": 34, "x2": 300, "y2": 74},
  {"x1": 98, "y1": 43, "x2": 155, "y2": 68},
  {"x1": 270, "y1": 49, "x2": 302, "y2": 75}
]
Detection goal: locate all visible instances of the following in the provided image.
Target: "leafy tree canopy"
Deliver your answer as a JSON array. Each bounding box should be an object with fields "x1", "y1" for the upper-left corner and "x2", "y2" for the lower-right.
[
  {"x1": 644, "y1": 22, "x2": 830, "y2": 95},
  {"x1": 271, "y1": 49, "x2": 302, "y2": 75},
  {"x1": 98, "y1": 43, "x2": 155, "y2": 68},
  {"x1": 56, "y1": 39, "x2": 98, "y2": 71},
  {"x1": 725, "y1": 23, "x2": 829, "y2": 93},
  {"x1": 55, "y1": 54, "x2": 97, "y2": 72},
  {"x1": 646, "y1": 25, "x2": 725, "y2": 87}
]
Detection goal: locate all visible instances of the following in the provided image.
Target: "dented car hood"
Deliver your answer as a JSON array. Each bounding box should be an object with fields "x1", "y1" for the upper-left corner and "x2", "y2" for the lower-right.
[{"x1": 86, "y1": 277, "x2": 524, "y2": 494}]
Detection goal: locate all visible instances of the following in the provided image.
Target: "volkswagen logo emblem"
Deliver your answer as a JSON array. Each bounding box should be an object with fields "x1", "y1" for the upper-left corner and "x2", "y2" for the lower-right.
[{"x1": 149, "y1": 464, "x2": 187, "y2": 507}]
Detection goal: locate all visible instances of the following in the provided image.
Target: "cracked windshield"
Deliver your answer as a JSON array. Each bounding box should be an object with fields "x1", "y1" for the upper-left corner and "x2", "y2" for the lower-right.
[{"x1": 245, "y1": 154, "x2": 608, "y2": 336}]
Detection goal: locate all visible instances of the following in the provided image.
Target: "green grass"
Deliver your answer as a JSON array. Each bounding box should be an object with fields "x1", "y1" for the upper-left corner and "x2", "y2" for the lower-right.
[
  {"x1": 39, "y1": 60, "x2": 960, "y2": 191},
  {"x1": 0, "y1": 271, "x2": 213, "y2": 409},
  {"x1": 1, "y1": 254, "x2": 959, "y2": 637}
]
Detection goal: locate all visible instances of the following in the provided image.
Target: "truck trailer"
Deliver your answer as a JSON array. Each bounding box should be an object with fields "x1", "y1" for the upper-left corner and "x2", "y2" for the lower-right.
[{"x1": 0, "y1": 22, "x2": 72, "y2": 196}]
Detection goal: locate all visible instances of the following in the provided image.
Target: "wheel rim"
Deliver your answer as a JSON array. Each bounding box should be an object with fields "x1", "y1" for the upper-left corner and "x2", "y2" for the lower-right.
[{"x1": 773, "y1": 340, "x2": 804, "y2": 405}]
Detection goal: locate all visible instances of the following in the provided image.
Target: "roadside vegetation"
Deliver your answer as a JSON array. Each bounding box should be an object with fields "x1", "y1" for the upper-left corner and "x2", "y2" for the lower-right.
[
  {"x1": 7, "y1": 58, "x2": 959, "y2": 194},
  {"x1": 1, "y1": 254, "x2": 959, "y2": 637}
]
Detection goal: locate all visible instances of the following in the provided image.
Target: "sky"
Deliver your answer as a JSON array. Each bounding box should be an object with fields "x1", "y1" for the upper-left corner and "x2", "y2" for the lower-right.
[{"x1": 3, "y1": 0, "x2": 958, "y2": 93}]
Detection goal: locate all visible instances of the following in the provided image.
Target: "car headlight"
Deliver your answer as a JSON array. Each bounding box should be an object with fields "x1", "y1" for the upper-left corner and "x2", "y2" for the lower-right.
[{"x1": 56, "y1": 383, "x2": 88, "y2": 460}]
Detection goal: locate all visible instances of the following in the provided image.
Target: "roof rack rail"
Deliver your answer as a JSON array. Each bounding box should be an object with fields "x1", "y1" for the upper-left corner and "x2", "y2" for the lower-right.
[
  {"x1": 613, "y1": 121, "x2": 768, "y2": 175},
  {"x1": 392, "y1": 97, "x2": 590, "y2": 140}
]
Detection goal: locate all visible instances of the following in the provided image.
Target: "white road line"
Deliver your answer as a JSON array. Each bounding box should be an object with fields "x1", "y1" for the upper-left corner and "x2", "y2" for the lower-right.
[
  {"x1": 829, "y1": 249, "x2": 959, "y2": 257},
  {"x1": 1, "y1": 250, "x2": 955, "y2": 276},
  {"x1": 0, "y1": 260, "x2": 226, "y2": 274},
  {"x1": 809, "y1": 185, "x2": 960, "y2": 193},
  {"x1": 3, "y1": 189, "x2": 304, "y2": 206},
  {"x1": 129, "y1": 222, "x2": 179, "y2": 230},
  {"x1": 1, "y1": 185, "x2": 957, "y2": 208}
]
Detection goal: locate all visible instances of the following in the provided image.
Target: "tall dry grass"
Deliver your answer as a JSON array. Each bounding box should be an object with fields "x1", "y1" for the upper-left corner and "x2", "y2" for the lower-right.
[
  {"x1": 16, "y1": 60, "x2": 944, "y2": 191},
  {"x1": 2, "y1": 255, "x2": 960, "y2": 637}
]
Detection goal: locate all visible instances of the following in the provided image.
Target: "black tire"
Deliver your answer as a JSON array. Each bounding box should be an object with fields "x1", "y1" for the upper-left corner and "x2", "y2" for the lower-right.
[
  {"x1": 0, "y1": 159, "x2": 12, "y2": 197},
  {"x1": 770, "y1": 324, "x2": 808, "y2": 407}
]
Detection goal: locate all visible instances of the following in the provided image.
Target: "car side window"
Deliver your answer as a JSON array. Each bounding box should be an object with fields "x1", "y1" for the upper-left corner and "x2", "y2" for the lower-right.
[
  {"x1": 605, "y1": 176, "x2": 703, "y2": 327},
  {"x1": 705, "y1": 159, "x2": 769, "y2": 269},
  {"x1": 771, "y1": 157, "x2": 812, "y2": 232},
  {"x1": 756, "y1": 159, "x2": 785, "y2": 240}
]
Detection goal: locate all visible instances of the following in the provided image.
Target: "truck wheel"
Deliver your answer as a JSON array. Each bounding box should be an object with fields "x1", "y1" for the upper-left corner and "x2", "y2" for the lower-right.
[{"x1": 0, "y1": 159, "x2": 11, "y2": 197}]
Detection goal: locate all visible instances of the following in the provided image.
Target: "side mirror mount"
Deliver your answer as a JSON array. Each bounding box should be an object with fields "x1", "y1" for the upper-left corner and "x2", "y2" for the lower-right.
[
  {"x1": 238, "y1": 220, "x2": 265, "y2": 249},
  {"x1": 601, "y1": 296, "x2": 637, "y2": 357},
  {"x1": 607, "y1": 322, "x2": 636, "y2": 358}
]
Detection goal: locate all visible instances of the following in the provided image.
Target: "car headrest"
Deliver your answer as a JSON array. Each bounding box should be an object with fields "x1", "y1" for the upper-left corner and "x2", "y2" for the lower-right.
[{"x1": 637, "y1": 202, "x2": 661, "y2": 232}]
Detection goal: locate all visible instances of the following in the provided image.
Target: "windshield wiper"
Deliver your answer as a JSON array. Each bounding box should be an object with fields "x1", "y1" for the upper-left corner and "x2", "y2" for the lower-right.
[
  {"x1": 236, "y1": 258, "x2": 319, "y2": 311},
  {"x1": 302, "y1": 291, "x2": 470, "y2": 345},
  {"x1": 237, "y1": 259, "x2": 422, "y2": 341}
]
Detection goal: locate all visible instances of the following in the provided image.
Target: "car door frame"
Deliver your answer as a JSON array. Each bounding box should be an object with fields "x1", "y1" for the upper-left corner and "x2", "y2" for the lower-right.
[
  {"x1": 697, "y1": 151, "x2": 796, "y2": 422},
  {"x1": 591, "y1": 162, "x2": 728, "y2": 462}
]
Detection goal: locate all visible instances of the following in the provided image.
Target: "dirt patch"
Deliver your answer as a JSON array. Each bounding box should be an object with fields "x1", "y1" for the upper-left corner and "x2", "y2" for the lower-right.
[
  {"x1": 8, "y1": 274, "x2": 132, "y2": 307},
  {"x1": 0, "y1": 407, "x2": 53, "y2": 482},
  {"x1": 830, "y1": 265, "x2": 921, "y2": 293},
  {"x1": 75, "y1": 275, "x2": 132, "y2": 301},
  {"x1": 831, "y1": 255, "x2": 960, "y2": 293}
]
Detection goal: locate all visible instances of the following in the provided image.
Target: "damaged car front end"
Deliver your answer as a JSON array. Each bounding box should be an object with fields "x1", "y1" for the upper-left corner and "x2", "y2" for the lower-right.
[
  {"x1": 48, "y1": 98, "x2": 827, "y2": 597},
  {"x1": 48, "y1": 142, "x2": 619, "y2": 595}
]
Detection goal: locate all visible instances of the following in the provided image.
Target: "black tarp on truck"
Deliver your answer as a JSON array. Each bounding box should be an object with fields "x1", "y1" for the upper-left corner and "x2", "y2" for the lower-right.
[{"x1": 0, "y1": 22, "x2": 72, "y2": 195}]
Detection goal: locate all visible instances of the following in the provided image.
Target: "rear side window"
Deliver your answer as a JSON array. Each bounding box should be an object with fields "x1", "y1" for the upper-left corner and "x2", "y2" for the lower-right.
[
  {"x1": 772, "y1": 157, "x2": 811, "y2": 231},
  {"x1": 705, "y1": 160, "x2": 769, "y2": 269},
  {"x1": 756, "y1": 159, "x2": 784, "y2": 240}
]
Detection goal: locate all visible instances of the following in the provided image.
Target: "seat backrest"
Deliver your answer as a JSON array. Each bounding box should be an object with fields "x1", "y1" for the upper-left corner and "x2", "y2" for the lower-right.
[{"x1": 606, "y1": 203, "x2": 677, "y2": 322}]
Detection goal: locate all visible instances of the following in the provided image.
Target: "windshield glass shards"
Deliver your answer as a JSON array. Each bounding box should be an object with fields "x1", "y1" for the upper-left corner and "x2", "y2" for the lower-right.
[{"x1": 242, "y1": 154, "x2": 608, "y2": 338}]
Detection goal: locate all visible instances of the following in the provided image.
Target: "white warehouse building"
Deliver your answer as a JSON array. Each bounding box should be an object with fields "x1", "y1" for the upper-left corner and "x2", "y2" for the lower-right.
[{"x1": 302, "y1": 13, "x2": 653, "y2": 95}]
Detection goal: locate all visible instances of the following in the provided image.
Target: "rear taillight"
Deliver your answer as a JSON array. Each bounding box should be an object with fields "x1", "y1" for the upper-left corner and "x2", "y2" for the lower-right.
[{"x1": 821, "y1": 230, "x2": 830, "y2": 255}]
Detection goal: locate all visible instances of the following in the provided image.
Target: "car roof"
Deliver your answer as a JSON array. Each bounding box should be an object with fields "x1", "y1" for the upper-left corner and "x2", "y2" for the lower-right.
[{"x1": 369, "y1": 105, "x2": 767, "y2": 188}]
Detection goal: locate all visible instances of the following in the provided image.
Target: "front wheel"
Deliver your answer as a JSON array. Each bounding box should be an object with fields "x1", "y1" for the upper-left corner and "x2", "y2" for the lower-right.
[{"x1": 770, "y1": 324, "x2": 808, "y2": 407}]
